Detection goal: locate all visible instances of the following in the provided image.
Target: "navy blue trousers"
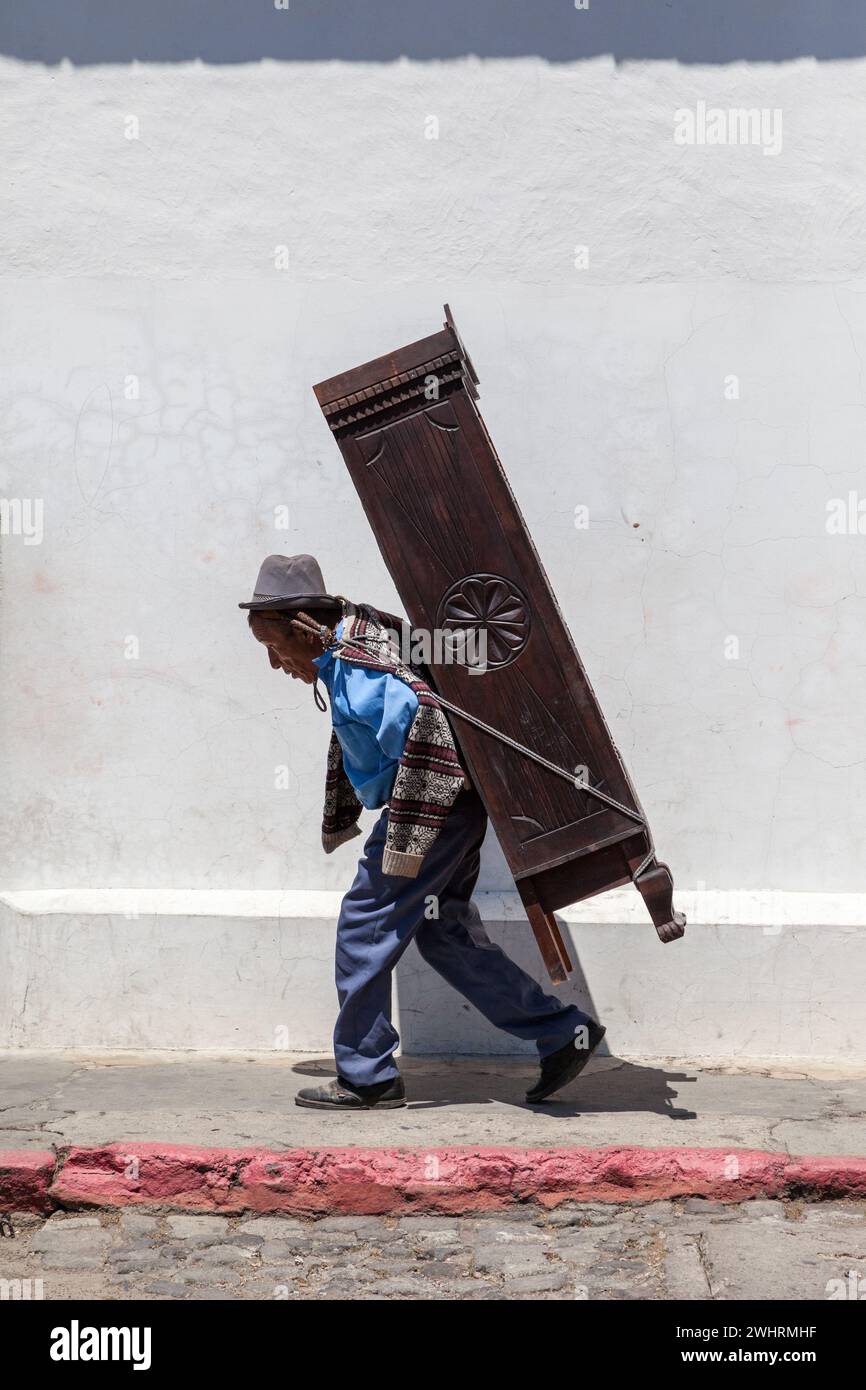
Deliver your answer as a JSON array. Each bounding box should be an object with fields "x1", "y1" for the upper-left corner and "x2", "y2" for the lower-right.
[{"x1": 334, "y1": 788, "x2": 590, "y2": 1087}]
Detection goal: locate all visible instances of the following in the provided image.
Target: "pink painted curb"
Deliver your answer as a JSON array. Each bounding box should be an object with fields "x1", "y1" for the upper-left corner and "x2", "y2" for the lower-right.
[
  {"x1": 0, "y1": 1144, "x2": 854, "y2": 1215},
  {"x1": 0, "y1": 1150, "x2": 55, "y2": 1213}
]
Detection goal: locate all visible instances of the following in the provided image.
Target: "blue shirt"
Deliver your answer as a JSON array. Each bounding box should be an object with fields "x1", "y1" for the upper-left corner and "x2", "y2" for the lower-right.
[{"x1": 313, "y1": 620, "x2": 419, "y2": 809}]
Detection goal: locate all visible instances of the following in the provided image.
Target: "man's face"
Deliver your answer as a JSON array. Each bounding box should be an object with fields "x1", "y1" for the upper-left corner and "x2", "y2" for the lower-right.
[{"x1": 249, "y1": 613, "x2": 318, "y2": 684}]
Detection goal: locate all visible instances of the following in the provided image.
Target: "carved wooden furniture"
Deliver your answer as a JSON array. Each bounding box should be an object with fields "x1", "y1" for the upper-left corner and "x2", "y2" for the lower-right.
[{"x1": 314, "y1": 307, "x2": 685, "y2": 982}]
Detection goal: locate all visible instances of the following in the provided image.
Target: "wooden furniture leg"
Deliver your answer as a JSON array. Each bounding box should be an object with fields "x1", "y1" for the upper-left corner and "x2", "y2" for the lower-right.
[
  {"x1": 517, "y1": 878, "x2": 573, "y2": 984},
  {"x1": 635, "y1": 861, "x2": 686, "y2": 943}
]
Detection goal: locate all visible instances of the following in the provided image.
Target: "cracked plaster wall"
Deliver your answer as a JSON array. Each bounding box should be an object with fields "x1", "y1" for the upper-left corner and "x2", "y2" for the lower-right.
[{"x1": 2, "y1": 45, "x2": 865, "y2": 899}]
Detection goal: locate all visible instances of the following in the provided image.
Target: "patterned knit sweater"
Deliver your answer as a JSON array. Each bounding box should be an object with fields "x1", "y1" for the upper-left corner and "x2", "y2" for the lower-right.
[{"x1": 321, "y1": 605, "x2": 468, "y2": 877}]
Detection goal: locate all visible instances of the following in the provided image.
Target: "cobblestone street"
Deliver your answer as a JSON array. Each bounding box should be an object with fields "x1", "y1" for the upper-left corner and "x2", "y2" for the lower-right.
[{"x1": 2, "y1": 1199, "x2": 865, "y2": 1301}]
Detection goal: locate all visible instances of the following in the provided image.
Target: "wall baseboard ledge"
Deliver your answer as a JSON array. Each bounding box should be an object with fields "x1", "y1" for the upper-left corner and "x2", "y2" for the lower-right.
[{"x1": 2, "y1": 886, "x2": 865, "y2": 928}]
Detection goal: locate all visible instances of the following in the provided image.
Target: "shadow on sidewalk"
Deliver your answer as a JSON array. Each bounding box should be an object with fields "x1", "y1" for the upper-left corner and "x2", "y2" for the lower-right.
[{"x1": 288, "y1": 1054, "x2": 698, "y2": 1121}]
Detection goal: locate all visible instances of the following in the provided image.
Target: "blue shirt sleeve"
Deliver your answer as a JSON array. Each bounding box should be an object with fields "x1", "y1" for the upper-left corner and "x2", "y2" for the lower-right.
[{"x1": 315, "y1": 642, "x2": 419, "y2": 809}]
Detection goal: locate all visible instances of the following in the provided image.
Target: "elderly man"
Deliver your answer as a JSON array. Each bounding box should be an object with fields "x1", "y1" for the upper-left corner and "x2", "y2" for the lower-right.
[{"x1": 241, "y1": 553, "x2": 605, "y2": 1110}]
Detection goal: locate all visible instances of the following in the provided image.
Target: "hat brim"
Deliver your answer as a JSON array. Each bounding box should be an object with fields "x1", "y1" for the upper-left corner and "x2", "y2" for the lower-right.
[{"x1": 239, "y1": 591, "x2": 340, "y2": 612}]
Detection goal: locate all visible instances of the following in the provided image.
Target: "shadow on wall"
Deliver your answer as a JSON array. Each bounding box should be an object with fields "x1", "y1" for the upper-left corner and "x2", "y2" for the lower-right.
[
  {"x1": 394, "y1": 919, "x2": 601, "y2": 1059},
  {"x1": 2, "y1": 0, "x2": 865, "y2": 66}
]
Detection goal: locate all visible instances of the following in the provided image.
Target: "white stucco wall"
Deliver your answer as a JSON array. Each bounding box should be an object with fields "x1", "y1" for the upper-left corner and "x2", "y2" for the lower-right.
[{"x1": 2, "y1": 8, "x2": 865, "y2": 1054}]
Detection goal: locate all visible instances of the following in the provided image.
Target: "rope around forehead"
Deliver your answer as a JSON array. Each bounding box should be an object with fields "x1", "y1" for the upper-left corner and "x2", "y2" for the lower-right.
[
  {"x1": 248, "y1": 607, "x2": 338, "y2": 648},
  {"x1": 289, "y1": 610, "x2": 337, "y2": 647}
]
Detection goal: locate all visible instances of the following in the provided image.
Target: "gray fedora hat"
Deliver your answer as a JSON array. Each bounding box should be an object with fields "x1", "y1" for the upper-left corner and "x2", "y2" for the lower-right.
[{"x1": 238, "y1": 554, "x2": 340, "y2": 612}]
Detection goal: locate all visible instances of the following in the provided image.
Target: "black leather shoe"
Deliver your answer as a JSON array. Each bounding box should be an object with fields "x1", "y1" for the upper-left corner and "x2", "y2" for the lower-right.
[
  {"x1": 526, "y1": 1021, "x2": 607, "y2": 1104},
  {"x1": 294, "y1": 1075, "x2": 406, "y2": 1110}
]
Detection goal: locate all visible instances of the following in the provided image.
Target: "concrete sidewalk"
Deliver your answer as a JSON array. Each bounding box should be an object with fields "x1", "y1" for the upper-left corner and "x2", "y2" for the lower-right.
[
  {"x1": 3, "y1": 1049, "x2": 866, "y2": 1153},
  {"x1": 2, "y1": 1050, "x2": 865, "y2": 1214}
]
